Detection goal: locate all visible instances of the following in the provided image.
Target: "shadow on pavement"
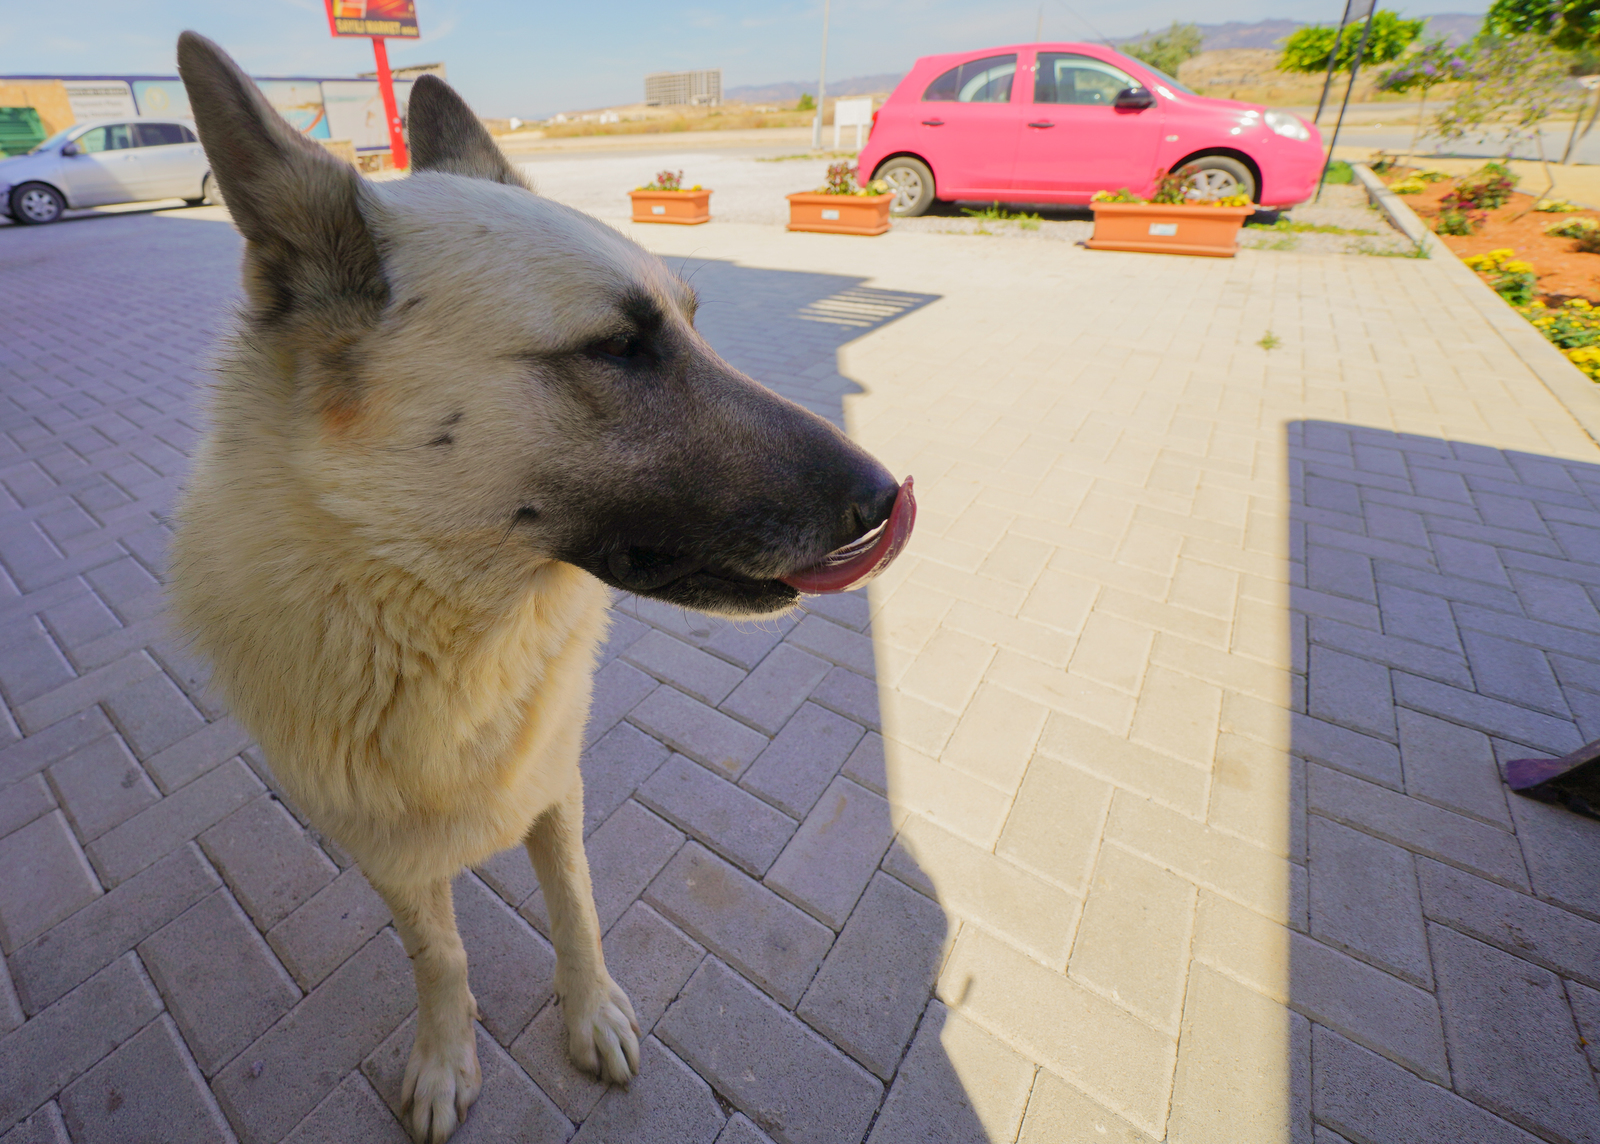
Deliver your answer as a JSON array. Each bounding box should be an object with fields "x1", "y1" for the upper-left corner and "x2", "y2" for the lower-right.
[{"x1": 1288, "y1": 420, "x2": 1600, "y2": 1143}]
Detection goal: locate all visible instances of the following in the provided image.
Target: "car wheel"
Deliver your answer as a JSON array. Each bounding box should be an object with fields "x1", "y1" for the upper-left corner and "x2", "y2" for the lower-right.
[
  {"x1": 877, "y1": 157, "x2": 935, "y2": 217},
  {"x1": 202, "y1": 174, "x2": 224, "y2": 207},
  {"x1": 1178, "y1": 157, "x2": 1256, "y2": 202},
  {"x1": 10, "y1": 182, "x2": 65, "y2": 225}
]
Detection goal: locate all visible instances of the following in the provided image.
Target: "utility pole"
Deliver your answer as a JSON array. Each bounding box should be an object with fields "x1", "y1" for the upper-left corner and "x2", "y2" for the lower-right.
[
  {"x1": 1315, "y1": 0, "x2": 1365, "y2": 124},
  {"x1": 1036, "y1": 5, "x2": 1043, "y2": 41},
  {"x1": 812, "y1": 0, "x2": 830, "y2": 151},
  {"x1": 1317, "y1": 4, "x2": 1376, "y2": 201}
]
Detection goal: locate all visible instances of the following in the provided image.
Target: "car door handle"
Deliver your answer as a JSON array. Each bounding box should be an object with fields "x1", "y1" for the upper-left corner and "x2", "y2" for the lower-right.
[
  {"x1": 921, "y1": 118, "x2": 944, "y2": 126},
  {"x1": 1027, "y1": 120, "x2": 1055, "y2": 128}
]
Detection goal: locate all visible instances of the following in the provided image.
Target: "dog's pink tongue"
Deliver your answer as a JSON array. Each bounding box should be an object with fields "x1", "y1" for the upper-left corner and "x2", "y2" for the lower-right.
[{"x1": 781, "y1": 477, "x2": 917, "y2": 594}]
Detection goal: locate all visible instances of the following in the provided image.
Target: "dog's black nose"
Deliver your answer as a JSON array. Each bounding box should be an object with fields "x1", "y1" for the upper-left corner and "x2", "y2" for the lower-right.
[{"x1": 840, "y1": 466, "x2": 900, "y2": 546}]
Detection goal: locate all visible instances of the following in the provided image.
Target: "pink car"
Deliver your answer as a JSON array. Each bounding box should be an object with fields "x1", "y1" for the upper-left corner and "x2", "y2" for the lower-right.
[{"x1": 859, "y1": 42, "x2": 1324, "y2": 215}]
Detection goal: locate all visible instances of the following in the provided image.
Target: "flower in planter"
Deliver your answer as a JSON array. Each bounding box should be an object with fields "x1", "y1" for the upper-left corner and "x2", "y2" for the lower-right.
[
  {"x1": 1521, "y1": 298, "x2": 1600, "y2": 381},
  {"x1": 637, "y1": 169, "x2": 701, "y2": 191},
  {"x1": 1535, "y1": 198, "x2": 1580, "y2": 212},
  {"x1": 1089, "y1": 174, "x2": 1248, "y2": 208},
  {"x1": 815, "y1": 162, "x2": 889, "y2": 196},
  {"x1": 1390, "y1": 176, "x2": 1428, "y2": 194},
  {"x1": 1091, "y1": 188, "x2": 1142, "y2": 203},
  {"x1": 1462, "y1": 247, "x2": 1537, "y2": 305},
  {"x1": 1545, "y1": 217, "x2": 1600, "y2": 240}
]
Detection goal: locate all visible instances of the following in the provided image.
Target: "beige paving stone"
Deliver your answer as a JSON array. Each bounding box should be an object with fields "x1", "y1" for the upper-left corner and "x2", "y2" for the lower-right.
[
  {"x1": 942, "y1": 600, "x2": 1073, "y2": 668},
  {"x1": 881, "y1": 740, "x2": 1011, "y2": 849},
  {"x1": 939, "y1": 682, "x2": 1049, "y2": 792},
  {"x1": 1017, "y1": 1069, "x2": 1158, "y2": 1144},
  {"x1": 1167, "y1": 965, "x2": 1310, "y2": 1144},
  {"x1": 987, "y1": 651, "x2": 1138, "y2": 736},
  {"x1": 1069, "y1": 847, "x2": 1197, "y2": 1033},
  {"x1": 996, "y1": 753, "x2": 1112, "y2": 895},
  {"x1": 938, "y1": 926, "x2": 1176, "y2": 1140},
  {"x1": 1068, "y1": 612, "x2": 1155, "y2": 695},
  {"x1": 1036, "y1": 714, "x2": 1207, "y2": 819},
  {"x1": 894, "y1": 629, "x2": 996, "y2": 715},
  {"x1": 1127, "y1": 665, "x2": 1223, "y2": 767},
  {"x1": 1208, "y1": 731, "x2": 1301, "y2": 858},
  {"x1": 1016, "y1": 568, "x2": 1099, "y2": 634}
]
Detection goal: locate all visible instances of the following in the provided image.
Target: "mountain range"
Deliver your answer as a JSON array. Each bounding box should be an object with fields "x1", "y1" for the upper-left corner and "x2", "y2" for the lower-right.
[{"x1": 724, "y1": 13, "x2": 1484, "y2": 103}]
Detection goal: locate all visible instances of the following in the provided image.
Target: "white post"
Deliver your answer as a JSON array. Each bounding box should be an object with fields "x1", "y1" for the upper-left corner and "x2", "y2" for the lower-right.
[{"x1": 812, "y1": 0, "x2": 830, "y2": 151}]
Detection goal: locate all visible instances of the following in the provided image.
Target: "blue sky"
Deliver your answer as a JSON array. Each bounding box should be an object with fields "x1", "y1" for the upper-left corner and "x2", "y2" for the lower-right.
[{"x1": 1, "y1": 1, "x2": 1489, "y2": 118}]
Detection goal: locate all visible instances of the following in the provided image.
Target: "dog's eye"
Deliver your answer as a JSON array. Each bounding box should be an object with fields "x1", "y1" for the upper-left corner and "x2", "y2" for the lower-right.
[{"x1": 593, "y1": 336, "x2": 641, "y2": 361}]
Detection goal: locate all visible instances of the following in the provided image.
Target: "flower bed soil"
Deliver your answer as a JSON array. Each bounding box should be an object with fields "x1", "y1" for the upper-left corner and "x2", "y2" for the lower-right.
[{"x1": 1385, "y1": 171, "x2": 1600, "y2": 303}]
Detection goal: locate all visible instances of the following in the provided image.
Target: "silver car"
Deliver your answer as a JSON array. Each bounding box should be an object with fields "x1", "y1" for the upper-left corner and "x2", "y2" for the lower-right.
[{"x1": 0, "y1": 116, "x2": 216, "y2": 225}]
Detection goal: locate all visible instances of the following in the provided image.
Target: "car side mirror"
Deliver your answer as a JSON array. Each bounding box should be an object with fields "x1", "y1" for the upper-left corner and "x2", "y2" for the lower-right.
[
  {"x1": 61, "y1": 141, "x2": 79, "y2": 156},
  {"x1": 1115, "y1": 86, "x2": 1156, "y2": 110}
]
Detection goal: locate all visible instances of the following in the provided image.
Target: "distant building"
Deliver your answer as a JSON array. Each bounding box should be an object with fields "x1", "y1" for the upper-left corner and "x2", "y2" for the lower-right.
[{"x1": 644, "y1": 69, "x2": 721, "y2": 107}]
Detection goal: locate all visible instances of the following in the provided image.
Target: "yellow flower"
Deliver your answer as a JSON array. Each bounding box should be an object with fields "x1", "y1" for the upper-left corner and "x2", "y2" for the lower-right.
[
  {"x1": 1571, "y1": 299, "x2": 1593, "y2": 310},
  {"x1": 1503, "y1": 260, "x2": 1534, "y2": 274}
]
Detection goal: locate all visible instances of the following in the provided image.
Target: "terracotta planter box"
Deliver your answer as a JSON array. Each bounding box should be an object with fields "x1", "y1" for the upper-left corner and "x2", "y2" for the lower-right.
[
  {"x1": 629, "y1": 188, "x2": 711, "y2": 225},
  {"x1": 787, "y1": 191, "x2": 893, "y2": 236},
  {"x1": 1086, "y1": 202, "x2": 1254, "y2": 257}
]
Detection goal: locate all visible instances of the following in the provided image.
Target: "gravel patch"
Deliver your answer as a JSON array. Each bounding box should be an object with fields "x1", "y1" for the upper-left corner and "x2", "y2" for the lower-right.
[{"x1": 1239, "y1": 183, "x2": 1415, "y2": 255}]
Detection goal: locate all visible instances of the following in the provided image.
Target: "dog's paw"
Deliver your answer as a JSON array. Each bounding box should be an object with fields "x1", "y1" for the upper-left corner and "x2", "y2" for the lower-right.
[
  {"x1": 401, "y1": 1028, "x2": 481, "y2": 1144},
  {"x1": 563, "y1": 975, "x2": 640, "y2": 1084}
]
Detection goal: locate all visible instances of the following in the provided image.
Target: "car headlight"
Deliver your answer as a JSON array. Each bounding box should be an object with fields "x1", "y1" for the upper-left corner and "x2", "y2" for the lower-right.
[{"x1": 1265, "y1": 110, "x2": 1311, "y2": 141}]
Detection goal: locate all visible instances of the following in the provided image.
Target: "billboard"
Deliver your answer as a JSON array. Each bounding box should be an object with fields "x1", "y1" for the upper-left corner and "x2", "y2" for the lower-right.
[
  {"x1": 63, "y1": 80, "x2": 137, "y2": 120},
  {"x1": 132, "y1": 79, "x2": 192, "y2": 120},
  {"x1": 259, "y1": 81, "x2": 333, "y2": 139},
  {"x1": 322, "y1": 79, "x2": 413, "y2": 150},
  {"x1": 324, "y1": 0, "x2": 420, "y2": 38}
]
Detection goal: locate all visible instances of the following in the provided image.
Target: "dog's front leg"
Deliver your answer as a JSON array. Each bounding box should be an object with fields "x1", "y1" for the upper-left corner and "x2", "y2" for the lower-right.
[
  {"x1": 526, "y1": 781, "x2": 640, "y2": 1083},
  {"x1": 371, "y1": 874, "x2": 482, "y2": 1143}
]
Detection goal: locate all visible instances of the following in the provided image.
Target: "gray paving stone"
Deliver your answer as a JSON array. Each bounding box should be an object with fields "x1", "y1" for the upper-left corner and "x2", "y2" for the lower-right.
[
  {"x1": 281, "y1": 1072, "x2": 408, "y2": 1144},
  {"x1": 0, "y1": 707, "x2": 113, "y2": 789},
  {"x1": 0, "y1": 620, "x2": 74, "y2": 708},
  {"x1": 786, "y1": 614, "x2": 876, "y2": 676},
  {"x1": 0, "y1": 1103, "x2": 69, "y2": 1144},
  {"x1": 1289, "y1": 930, "x2": 1449, "y2": 1083},
  {"x1": 1395, "y1": 708, "x2": 1511, "y2": 827},
  {"x1": 572, "y1": 1036, "x2": 724, "y2": 1144},
  {"x1": 0, "y1": 774, "x2": 54, "y2": 840},
  {"x1": 717, "y1": 1113, "x2": 779, "y2": 1144},
  {"x1": 455, "y1": 871, "x2": 555, "y2": 1046},
  {"x1": 1418, "y1": 858, "x2": 1600, "y2": 988},
  {"x1": 0, "y1": 811, "x2": 100, "y2": 954},
  {"x1": 40, "y1": 589, "x2": 122, "y2": 652},
  {"x1": 1460, "y1": 628, "x2": 1571, "y2": 718},
  {"x1": 1016, "y1": 1068, "x2": 1157, "y2": 1144},
  {"x1": 658, "y1": 958, "x2": 882, "y2": 1144},
  {"x1": 629, "y1": 686, "x2": 769, "y2": 779},
  {"x1": 211, "y1": 931, "x2": 413, "y2": 1144},
  {"x1": 766, "y1": 777, "x2": 893, "y2": 930},
  {"x1": 703, "y1": 618, "x2": 796, "y2": 672},
  {"x1": 45, "y1": 732, "x2": 157, "y2": 842},
  {"x1": 1506, "y1": 791, "x2": 1600, "y2": 919},
  {"x1": 1308, "y1": 816, "x2": 1431, "y2": 987},
  {"x1": 797, "y1": 873, "x2": 944, "y2": 1079},
  {"x1": 1377, "y1": 584, "x2": 1467, "y2": 651},
  {"x1": 800, "y1": 592, "x2": 870, "y2": 632},
  {"x1": 11, "y1": 843, "x2": 219, "y2": 1014},
  {"x1": 474, "y1": 844, "x2": 541, "y2": 908},
  {"x1": 638, "y1": 753, "x2": 796, "y2": 876},
  {"x1": 579, "y1": 720, "x2": 673, "y2": 835},
  {"x1": 58, "y1": 1015, "x2": 233, "y2": 1144},
  {"x1": 144, "y1": 716, "x2": 252, "y2": 794},
  {"x1": 585, "y1": 658, "x2": 658, "y2": 747},
  {"x1": 267, "y1": 865, "x2": 394, "y2": 989},
  {"x1": 101, "y1": 670, "x2": 207, "y2": 759},
  {"x1": 596, "y1": 610, "x2": 650, "y2": 666},
  {"x1": 14, "y1": 650, "x2": 160, "y2": 735},
  {"x1": 1430, "y1": 923, "x2": 1600, "y2": 1143},
  {"x1": 1308, "y1": 616, "x2": 1472, "y2": 688},
  {"x1": 84, "y1": 757, "x2": 264, "y2": 887},
  {"x1": 741, "y1": 702, "x2": 865, "y2": 819},
  {"x1": 1394, "y1": 672, "x2": 1583, "y2": 757},
  {"x1": 1570, "y1": 980, "x2": 1600, "y2": 1076},
  {"x1": 508, "y1": 1002, "x2": 610, "y2": 1123},
  {"x1": 808, "y1": 667, "x2": 881, "y2": 731},
  {"x1": 647, "y1": 843, "x2": 834, "y2": 1009},
  {"x1": 363, "y1": 1017, "x2": 574, "y2": 1144},
  {"x1": 841, "y1": 731, "x2": 885, "y2": 795},
  {"x1": 0, "y1": 961, "x2": 18, "y2": 1037},
  {"x1": 199, "y1": 795, "x2": 338, "y2": 930},
  {"x1": 139, "y1": 888, "x2": 300, "y2": 1076},
  {"x1": 625, "y1": 629, "x2": 747, "y2": 705},
  {"x1": 1313, "y1": 1026, "x2": 1543, "y2": 1144},
  {"x1": 0, "y1": 954, "x2": 162, "y2": 1135},
  {"x1": 1307, "y1": 544, "x2": 1376, "y2": 604},
  {"x1": 1307, "y1": 764, "x2": 1529, "y2": 889},
  {"x1": 522, "y1": 799, "x2": 683, "y2": 939},
  {"x1": 1308, "y1": 645, "x2": 1395, "y2": 742},
  {"x1": 866, "y1": 999, "x2": 1033, "y2": 1144}
]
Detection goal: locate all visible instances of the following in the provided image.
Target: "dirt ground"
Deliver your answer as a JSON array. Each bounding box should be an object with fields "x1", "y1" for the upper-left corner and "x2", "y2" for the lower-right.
[{"x1": 1388, "y1": 171, "x2": 1600, "y2": 302}]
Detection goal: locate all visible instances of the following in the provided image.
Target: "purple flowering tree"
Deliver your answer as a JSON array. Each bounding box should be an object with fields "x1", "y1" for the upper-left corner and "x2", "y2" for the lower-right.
[{"x1": 1375, "y1": 39, "x2": 1473, "y2": 161}]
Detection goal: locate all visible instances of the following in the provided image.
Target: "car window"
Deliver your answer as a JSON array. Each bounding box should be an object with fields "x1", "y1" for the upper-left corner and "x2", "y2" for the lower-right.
[
  {"x1": 75, "y1": 124, "x2": 135, "y2": 152},
  {"x1": 922, "y1": 54, "x2": 1017, "y2": 103},
  {"x1": 1131, "y1": 58, "x2": 1196, "y2": 96},
  {"x1": 1035, "y1": 54, "x2": 1140, "y2": 106},
  {"x1": 134, "y1": 122, "x2": 188, "y2": 147},
  {"x1": 180, "y1": 125, "x2": 198, "y2": 143}
]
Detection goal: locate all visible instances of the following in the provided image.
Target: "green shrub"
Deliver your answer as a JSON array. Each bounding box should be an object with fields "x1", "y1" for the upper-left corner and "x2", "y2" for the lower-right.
[
  {"x1": 1436, "y1": 208, "x2": 1480, "y2": 235},
  {"x1": 1323, "y1": 159, "x2": 1354, "y2": 185}
]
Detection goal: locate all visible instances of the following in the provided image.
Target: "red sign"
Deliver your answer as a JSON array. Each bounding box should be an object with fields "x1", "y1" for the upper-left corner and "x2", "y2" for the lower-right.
[{"x1": 324, "y1": 0, "x2": 419, "y2": 39}]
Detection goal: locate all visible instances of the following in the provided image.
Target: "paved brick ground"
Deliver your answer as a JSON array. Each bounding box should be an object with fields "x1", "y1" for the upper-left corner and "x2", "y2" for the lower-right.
[{"x1": 1, "y1": 197, "x2": 1599, "y2": 1144}]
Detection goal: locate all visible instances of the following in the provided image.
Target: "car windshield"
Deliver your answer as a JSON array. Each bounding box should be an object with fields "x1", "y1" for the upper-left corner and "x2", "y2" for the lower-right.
[
  {"x1": 27, "y1": 127, "x2": 78, "y2": 155},
  {"x1": 1122, "y1": 56, "x2": 1197, "y2": 96}
]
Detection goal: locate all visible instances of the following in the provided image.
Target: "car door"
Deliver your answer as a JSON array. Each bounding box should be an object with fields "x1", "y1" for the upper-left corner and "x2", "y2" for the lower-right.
[
  {"x1": 1012, "y1": 53, "x2": 1164, "y2": 200},
  {"x1": 913, "y1": 52, "x2": 1023, "y2": 198},
  {"x1": 56, "y1": 123, "x2": 138, "y2": 207},
  {"x1": 131, "y1": 122, "x2": 205, "y2": 200}
]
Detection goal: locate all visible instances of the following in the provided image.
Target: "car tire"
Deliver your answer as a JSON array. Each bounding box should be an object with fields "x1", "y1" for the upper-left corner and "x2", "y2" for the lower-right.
[
  {"x1": 201, "y1": 174, "x2": 224, "y2": 207},
  {"x1": 876, "y1": 156, "x2": 935, "y2": 217},
  {"x1": 10, "y1": 182, "x2": 65, "y2": 225},
  {"x1": 1178, "y1": 156, "x2": 1256, "y2": 202}
]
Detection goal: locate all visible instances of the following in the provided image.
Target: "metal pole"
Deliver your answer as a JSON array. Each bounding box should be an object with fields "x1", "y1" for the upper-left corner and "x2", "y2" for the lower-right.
[
  {"x1": 1036, "y1": 5, "x2": 1044, "y2": 41},
  {"x1": 372, "y1": 37, "x2": 408, "y2": 169},
  {"x1": 1314, "y1": 3, "x2": 1353, "y2": 124},
  {"x1": 1316, "y1": 9, "x2": 1374, "y2": 201},
  {"x1": 811, "y1": 0, "x2": 830, "y2": 151}
]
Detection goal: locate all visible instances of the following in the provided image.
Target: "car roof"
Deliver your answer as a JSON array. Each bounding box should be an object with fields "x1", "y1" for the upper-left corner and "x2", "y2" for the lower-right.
[{"x1": 68, "y1": 115, "x2": 197, "y2": 129}]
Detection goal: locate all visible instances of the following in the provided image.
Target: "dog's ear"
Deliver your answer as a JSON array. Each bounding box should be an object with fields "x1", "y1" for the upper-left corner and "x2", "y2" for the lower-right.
[
  {"x1": 407, "y1": 74, "x2": 529, "y2": 188},
  {"x1": 176, "y1": 31, "x2": 387, "y2": 328}
]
